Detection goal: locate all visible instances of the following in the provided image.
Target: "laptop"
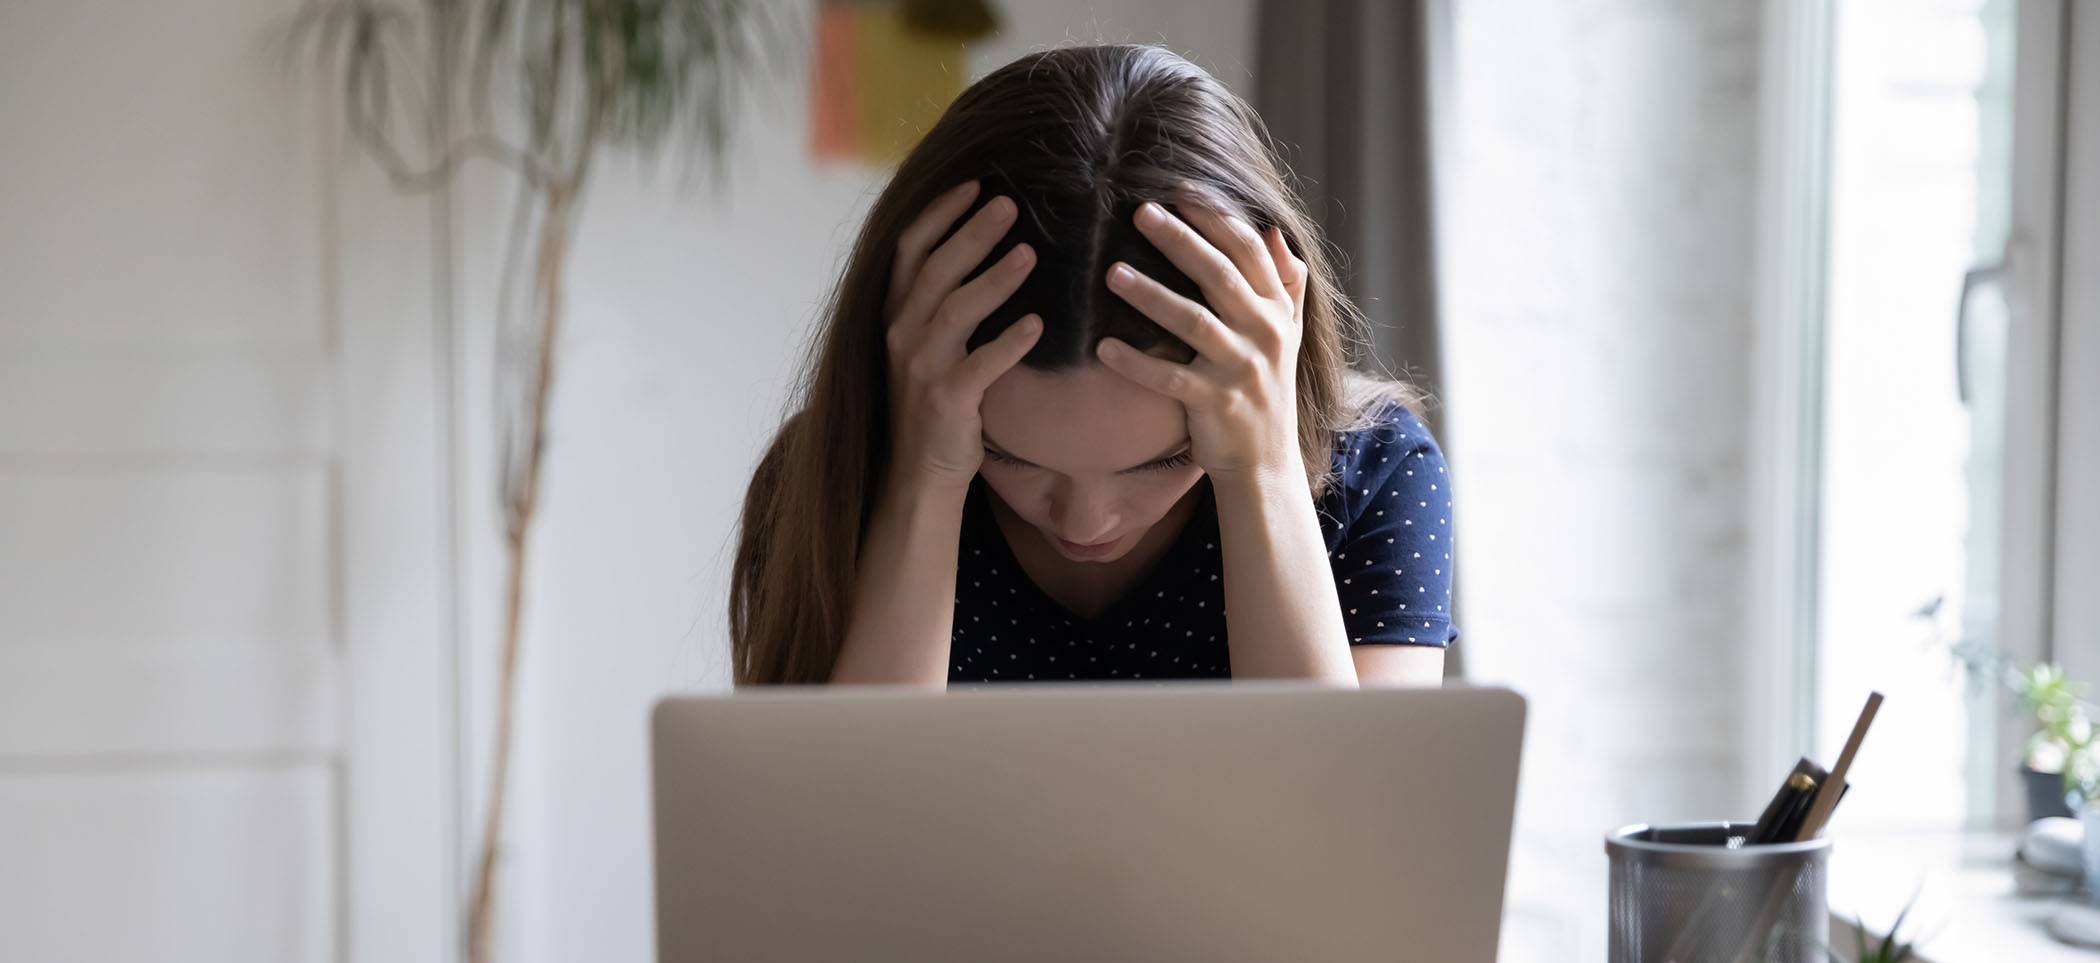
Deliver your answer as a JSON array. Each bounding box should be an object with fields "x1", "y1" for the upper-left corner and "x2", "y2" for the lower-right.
[{"x1": 651, "y1": 681, "x2": 1525, "y2": 962}]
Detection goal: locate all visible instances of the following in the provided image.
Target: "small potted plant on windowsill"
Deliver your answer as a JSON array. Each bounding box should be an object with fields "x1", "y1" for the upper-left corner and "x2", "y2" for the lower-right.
[
  {"x1": 2011, "y1": 663, "x2": 2095, "y2": 823},
  {"x1": 1926, "y1": 589, "x2": 2095, "y2": 824}
]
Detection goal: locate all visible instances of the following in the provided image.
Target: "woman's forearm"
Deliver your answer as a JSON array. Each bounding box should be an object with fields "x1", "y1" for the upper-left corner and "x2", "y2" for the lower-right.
[
  {"x1": 829, "y1": 471, "x2": 968, "y2": 686},
  {"x1": 1211, "y1": 460, "x2": 1360, "y2": 685}
]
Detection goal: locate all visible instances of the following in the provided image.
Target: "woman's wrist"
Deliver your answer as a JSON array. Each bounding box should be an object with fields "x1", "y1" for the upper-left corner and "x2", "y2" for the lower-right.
[
  {"x1": 882, "y1": 462, "x2": 975, "y2": 512},
  {"x1": 834, "y1": 467, "x2": 969, "y2": 686},
  {"x1": 1207, "y1": 446, "x2": 1358, "y2": 684},
  {"x1": 1205, "y1": 448, "x2": 1309, "y2": 499}
]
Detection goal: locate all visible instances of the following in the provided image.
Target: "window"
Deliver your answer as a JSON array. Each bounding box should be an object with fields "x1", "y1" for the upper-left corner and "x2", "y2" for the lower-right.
[
  {"x1": 1814, "y1": 0, "x2": 2021, "y2": 832},
  {"x1": 1750, "y1": 0, "x2": 2044, "y2": 831}
]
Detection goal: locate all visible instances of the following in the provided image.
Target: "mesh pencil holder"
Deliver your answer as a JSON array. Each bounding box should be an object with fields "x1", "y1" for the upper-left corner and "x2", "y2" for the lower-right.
[{"x1": 1605, "y1": 822, "x2": 1830, "y2": 963}]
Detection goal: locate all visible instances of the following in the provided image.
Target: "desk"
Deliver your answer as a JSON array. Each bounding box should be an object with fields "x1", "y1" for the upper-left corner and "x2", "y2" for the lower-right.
[{"x1": 1828, "y1": 830, "x2": 2099, "y2": 962}]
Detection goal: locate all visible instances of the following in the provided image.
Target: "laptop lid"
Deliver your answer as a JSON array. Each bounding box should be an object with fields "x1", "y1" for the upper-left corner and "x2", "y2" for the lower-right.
[{"x1": 652, "y1": 681, "x2": 1525, "y2": 962}]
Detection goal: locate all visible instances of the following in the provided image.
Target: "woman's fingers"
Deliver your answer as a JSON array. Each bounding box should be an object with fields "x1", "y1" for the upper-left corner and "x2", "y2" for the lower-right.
[
  {"x1": 1174, "y1": 198, "x2": 1286, "y2": 302},
  {"x1": 926, "y1": 242, "x2": 1035, "y2": 351},
  {"x1": 951, "y1": 315, "x2": 1043, "y2": 396},
  {"x1": 892, "y1": 194, "x2": 1019, "y2": 339},
  {"x1": 887, "y1": 179, "x2": 981, "y2": 322},
  {"x1": 1132, "y1": 201, "x2": 1267, "y2": 320},
  {"x1": 1104, "y1": 259, "x2": 1237, "y2": 360},
  {"x1": 1094, "y1": 336, "x2": 1212, "y2": 406}
]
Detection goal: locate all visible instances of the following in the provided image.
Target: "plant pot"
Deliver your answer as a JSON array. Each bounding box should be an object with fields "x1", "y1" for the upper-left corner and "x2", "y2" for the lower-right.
[{"x1": 2025, "y1": 764, "x2": 2077, "y2": 822}]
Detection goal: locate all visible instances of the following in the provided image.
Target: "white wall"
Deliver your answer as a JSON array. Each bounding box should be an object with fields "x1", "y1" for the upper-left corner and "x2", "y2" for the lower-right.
[
  {"x1": 1440, "y1": 0, "x2": 1762, "y2": 958},
  {"x1": 448, "y1": 5, "x2": 1256, "y2": 961},
  {"x1": 0, "y1": 1, "x2": 456, "y2": 961}
]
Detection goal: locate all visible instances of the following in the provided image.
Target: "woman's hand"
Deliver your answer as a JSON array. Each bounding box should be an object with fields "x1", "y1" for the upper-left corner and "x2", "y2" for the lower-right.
[
  {"x1": 1093, "y1": 190, "x2": 1309, "y2": 482},
  {"x1": 884, "y1": 179, "x2": 1043, "y2": 491}
]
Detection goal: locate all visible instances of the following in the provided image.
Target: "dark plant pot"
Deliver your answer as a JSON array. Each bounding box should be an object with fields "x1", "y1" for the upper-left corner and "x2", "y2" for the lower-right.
[{"x1": 2023, "y1": 764, "x2": 2076, "y2": 822}]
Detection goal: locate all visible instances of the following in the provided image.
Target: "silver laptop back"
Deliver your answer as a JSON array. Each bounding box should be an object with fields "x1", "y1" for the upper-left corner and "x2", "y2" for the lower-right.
[{"x1": 652, "y1": 682, "x2": 1525, "y2": 962}]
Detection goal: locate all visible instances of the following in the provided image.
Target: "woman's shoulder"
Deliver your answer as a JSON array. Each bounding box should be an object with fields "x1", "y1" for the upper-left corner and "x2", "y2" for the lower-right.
[
  {"x1": 1317, "y1": 397, "x2": 1448, "y2": 546},
  {"x1": 1330, "y1": 397, "x2": 1442, "y2": 478}
]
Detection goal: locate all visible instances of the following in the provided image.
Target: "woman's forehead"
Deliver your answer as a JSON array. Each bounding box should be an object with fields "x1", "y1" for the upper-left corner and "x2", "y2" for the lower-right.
[{"x1": 979, "y1": 362, "x2": 1188, "y2": 470}]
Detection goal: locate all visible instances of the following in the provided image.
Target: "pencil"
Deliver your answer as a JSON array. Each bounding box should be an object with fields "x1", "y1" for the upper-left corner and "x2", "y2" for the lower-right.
[{"x1": 1794, "y1": 691, "x2": 1882, "y2": 842}]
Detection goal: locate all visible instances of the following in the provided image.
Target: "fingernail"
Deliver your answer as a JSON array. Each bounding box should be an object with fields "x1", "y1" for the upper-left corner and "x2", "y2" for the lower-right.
[
  {"x1": 1108, "y1": 263, "x2": 1135, "y2": 287},
  {"x1": 994, "y1": 196, "x2": 1016, "y2": 218},
  {"x1": 1136, "y1": 203, "x2": 1163, "y2": 226}
]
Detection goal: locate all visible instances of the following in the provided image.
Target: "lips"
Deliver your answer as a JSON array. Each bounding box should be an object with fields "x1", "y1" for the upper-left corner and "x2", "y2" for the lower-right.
[{"x1": 1056, "y1": 535, "x2": 1120, "y2": 558}]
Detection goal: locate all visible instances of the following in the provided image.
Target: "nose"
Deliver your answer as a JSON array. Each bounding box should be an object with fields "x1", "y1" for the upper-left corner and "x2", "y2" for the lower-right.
[{"x1": 1047, "y1": 485, "x2": 1118, "y2": 544}]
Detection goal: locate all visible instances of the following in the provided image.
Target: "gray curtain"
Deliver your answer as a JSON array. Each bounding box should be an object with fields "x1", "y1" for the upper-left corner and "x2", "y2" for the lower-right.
[
  {"x1": 1254, "y1": 0, "x2": 1447, "y2": 433},
  {"x1": 1253, "y1": 0, "x2": 1461, "y2": 676}
]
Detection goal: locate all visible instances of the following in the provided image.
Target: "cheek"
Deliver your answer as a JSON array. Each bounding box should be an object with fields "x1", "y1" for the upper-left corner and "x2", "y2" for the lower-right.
[
  {"x1": 977, "y1": 467, "x2": 1048, "y2": 519},
  {"x1": 1086, "y1": 473, "x2": 1209, "y2": 534},
  {"x1": 1122, "y1": 472, "x2": 1202, "y2": 523}
]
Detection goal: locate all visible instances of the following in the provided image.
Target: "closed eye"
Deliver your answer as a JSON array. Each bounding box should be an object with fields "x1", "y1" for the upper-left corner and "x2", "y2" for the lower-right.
[
  {"x1": 982, "y1": 447, "x2": 1031, "y2": 468},
  {"x1": 1130, "y1": 451, "x2": 1194, "y2": 473},
  {"x1": 982, "y1": 447, "x2": 1194, "y2": 475}
]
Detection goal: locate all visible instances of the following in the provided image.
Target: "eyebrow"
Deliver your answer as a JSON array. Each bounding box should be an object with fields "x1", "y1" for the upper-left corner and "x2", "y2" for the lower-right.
[{"x1": 981, "y1": 433, "x2": 1193, "y2": 474}]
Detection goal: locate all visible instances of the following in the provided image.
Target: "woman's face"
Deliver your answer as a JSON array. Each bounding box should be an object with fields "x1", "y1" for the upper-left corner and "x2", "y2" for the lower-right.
[{"x1": 977, "y1": 356, "x2": 1205, "y2": 564}]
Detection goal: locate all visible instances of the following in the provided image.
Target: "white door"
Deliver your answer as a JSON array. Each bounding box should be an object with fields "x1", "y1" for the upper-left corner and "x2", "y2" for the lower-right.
[{"x1": 0, "y1": 1, "x2": 456, "y2": 960}]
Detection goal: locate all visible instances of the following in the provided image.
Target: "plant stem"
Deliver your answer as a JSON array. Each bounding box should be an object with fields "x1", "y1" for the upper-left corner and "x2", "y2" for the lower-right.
[{"x1": 466, "y1": 184, "x2": 571, "y2": 963}]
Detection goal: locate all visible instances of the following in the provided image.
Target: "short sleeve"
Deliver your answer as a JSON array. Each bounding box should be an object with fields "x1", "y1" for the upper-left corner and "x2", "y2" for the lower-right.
[{"x1": 1324, "y1": 406, "x2": 1457, "y2": 648}]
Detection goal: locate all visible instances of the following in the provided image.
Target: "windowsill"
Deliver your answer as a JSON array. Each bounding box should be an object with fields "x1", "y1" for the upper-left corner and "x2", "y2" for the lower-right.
[{"x1": 1829, "y1": 829, "x2": 2099, "y2": 962}]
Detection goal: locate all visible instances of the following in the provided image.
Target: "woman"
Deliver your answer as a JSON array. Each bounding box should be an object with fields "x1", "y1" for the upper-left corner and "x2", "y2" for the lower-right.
[{"x1": 732, "y1": 43, "x2": 1454, "y2": 687}]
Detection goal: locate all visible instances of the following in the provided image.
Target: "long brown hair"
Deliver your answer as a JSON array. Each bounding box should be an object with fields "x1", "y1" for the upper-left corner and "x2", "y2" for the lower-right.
[{"x1": 731, "y1": 43, "x2": 1424, "y2": 685}]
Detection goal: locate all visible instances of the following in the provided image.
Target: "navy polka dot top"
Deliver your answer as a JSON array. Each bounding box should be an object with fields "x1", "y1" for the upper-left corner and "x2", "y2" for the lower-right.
[{"x1": 948, "y1": 401, "x2": 1456, "y2": 683}]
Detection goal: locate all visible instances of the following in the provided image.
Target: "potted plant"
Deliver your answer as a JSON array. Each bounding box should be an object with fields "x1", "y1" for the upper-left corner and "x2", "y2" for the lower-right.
[
  {"x1": 1923, "y1": 594, "x2": 2096, "y2": 823},
  {"x1": 2010, "y1": 663, "x2": 2096, "y2": 821}
]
